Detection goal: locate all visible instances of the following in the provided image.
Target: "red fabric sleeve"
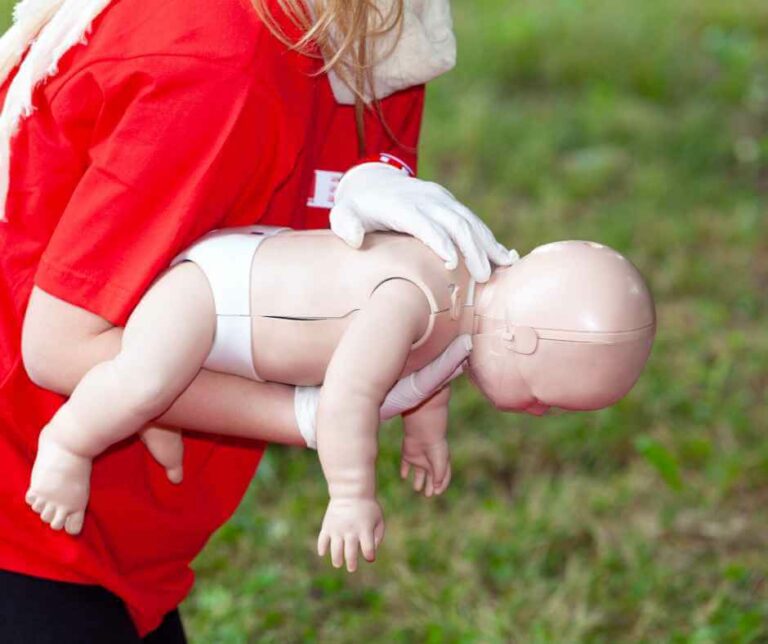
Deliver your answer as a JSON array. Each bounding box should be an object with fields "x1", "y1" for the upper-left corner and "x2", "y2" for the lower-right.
[{"x1": 35, "y1": 54, "x2": 278, "y2": 326}]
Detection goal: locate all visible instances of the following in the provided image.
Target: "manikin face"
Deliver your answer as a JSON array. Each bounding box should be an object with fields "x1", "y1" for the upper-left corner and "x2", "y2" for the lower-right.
[
  {"x1": 467, "y1": 328, "x2": 656, "y2": 415},
  {"x1": 466, "y1": 334, "x2": 551, "y2": 415}
]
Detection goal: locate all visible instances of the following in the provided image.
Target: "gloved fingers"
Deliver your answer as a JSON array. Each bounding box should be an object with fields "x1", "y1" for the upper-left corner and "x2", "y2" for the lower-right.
[
  {"x1": 447, "y1": 199, "x2": 516, "y2": 268},
  {"x1": 360, "y1": 529, "x2": 376, "y2": 562},
  {"x1": 318, "y1": 531, "x2": 331, "y2": 557},
  {"x1": 411, "y1": 334, "x2": 473, "y2": 395},
  {"x1": 407, "y1": 206, "x2": 461, "y2": 270},
  {"x1": 330, "y1": 535, "x2": 345, "y2": 568},
  {"x1": 497, "y1": 244, "x2": 518, "y2": 266},
  {"x1": 329, "y1": 202, "x2": 367, "y2": 249},
  {"x1": 344, "y1": 535, "x2": 360, "y2": 573},
  {"x1": 455, "y1": 217, "x2": 493, "y2": 282},
  {"x1": 421, "y1": 180, "x2": 458, "y2": 202},
  {"x1": 442, "y1": 362, "x2": 465, "y2": 388},
  {"x1": 425, "y1": 203, "x2": 492, "y2": 282}
]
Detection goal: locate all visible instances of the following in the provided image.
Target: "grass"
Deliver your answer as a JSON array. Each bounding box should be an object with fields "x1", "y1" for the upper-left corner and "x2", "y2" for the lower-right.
[
  {"x1": 3, "y1": 0, "x2": 768, "y2": 641},
  {"x1": 184, "y1": 1, "x2": 767, "y2": 641}
]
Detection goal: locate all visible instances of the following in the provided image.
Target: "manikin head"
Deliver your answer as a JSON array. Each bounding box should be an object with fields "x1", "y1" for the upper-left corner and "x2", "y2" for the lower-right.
[{"x1": 467, "y1": 241, "x2": 656, "y2": 415}]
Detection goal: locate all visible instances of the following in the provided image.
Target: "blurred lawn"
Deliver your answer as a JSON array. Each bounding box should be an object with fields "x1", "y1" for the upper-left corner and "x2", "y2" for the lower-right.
[{"x1": 3, "y1": 0, "x2": 768, "y2": 641}]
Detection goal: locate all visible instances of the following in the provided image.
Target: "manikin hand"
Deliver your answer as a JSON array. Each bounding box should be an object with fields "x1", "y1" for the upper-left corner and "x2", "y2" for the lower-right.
[
  {"x1": 400, "y1": 436, "x2": 450, "y2": 497},
  {"x1": 317, "y1": 497, "x2": 385, "y2": 573},
  {"x1": 303, "y1": 335, "x2": 467, "y2": 572},
  {"x1": 331, "y1": 162, "x2": 514, "y2": 283},
  {"x1": 400, "y1": 385, "x2": 452, "y2": 497}
]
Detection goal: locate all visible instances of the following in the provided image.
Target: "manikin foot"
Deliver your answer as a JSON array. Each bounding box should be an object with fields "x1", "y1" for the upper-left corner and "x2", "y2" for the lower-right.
[
  {"x1": 141, "y1": 426, "x2": 184, "y2": 484},
  {"x1": 26, "y1": 426, "x2": 92, "y2": 535}
]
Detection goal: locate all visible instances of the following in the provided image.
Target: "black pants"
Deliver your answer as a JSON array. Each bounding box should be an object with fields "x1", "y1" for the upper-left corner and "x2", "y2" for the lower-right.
[{"x1": 0, "y1": 569, "x2": 186, "y2": 644}]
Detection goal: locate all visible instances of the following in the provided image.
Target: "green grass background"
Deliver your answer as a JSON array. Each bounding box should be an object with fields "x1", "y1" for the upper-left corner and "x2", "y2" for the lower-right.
[{"x1": 2, "y1": 0, "x2": 767, "y2": 641}]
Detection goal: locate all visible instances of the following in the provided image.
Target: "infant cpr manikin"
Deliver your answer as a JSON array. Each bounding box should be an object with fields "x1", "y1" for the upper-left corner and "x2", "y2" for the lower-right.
[{"x1": 25, "y1": 226, "x2": 655, "y2": 569}]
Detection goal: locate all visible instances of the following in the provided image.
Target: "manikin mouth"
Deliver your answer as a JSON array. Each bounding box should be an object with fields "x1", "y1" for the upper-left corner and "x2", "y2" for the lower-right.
[{"x1": 525, "y1": 400, "x2": 551, "y2": 416}]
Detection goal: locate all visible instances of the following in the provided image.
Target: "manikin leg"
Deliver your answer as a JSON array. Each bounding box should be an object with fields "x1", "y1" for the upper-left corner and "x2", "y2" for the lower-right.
[{"x1": 26, "y1": 263, "x2": 215, "y2": 534}]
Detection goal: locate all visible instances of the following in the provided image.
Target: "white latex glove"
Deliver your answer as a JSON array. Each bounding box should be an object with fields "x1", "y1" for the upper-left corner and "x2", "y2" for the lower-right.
[
  {"x1": 294, "y1": 335, "x2": 472, "y2": 449},
  {"x1": 379, "y1": 334, "x2": 472, "y2": 420},
  {"x1": 331, "y1": 163, "x2": 513, "y2": 283}
]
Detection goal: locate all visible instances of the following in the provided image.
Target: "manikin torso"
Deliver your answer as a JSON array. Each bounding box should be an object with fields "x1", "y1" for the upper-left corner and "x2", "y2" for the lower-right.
[{"x1": 217, "y1": 228, "x2": 474, "y2": 385}]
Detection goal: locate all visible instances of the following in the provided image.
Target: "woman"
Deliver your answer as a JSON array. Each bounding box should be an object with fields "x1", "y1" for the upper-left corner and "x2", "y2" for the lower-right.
[{"x1": 0, "y1": 0, "x2": 510, "y2": 641}]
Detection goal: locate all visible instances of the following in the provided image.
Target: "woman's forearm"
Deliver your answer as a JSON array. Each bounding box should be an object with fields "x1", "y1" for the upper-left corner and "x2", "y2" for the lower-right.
[
  {"x1": 157, "y1": 365, "x2": 304, "y2": 446},
  {"x1": 36, "y1": 322, "x2": 305, "y2": 447},
  {"x1": 108, "y1": 327, "x2": 304, "y2": 445}
]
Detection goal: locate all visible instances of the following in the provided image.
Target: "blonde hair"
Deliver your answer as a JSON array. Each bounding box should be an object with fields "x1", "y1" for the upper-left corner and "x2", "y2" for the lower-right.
[
  {"x1": 254, "y1": 0, "x2": 405, "y2": 99},
  {"x1": 253, "y1": 0, "x2": 406, "y2": 153}
]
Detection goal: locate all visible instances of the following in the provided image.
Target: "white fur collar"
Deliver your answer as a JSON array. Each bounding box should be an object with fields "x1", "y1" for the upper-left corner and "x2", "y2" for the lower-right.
[
  {"x1": 0, "y1": 0, "x2": 112, "y2": 221},
  {"x1": 326, "y1": 0, "x2": 456, "y2": 105}
]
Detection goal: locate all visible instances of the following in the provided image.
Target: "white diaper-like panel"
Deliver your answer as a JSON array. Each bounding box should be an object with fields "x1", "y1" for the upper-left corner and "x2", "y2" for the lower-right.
[
  {"x1": 204, "y1": 315, "x2": 257, "y2": 381},
  {"x1": 171, "y1": 225, "x2": 290, "y2": 381}
]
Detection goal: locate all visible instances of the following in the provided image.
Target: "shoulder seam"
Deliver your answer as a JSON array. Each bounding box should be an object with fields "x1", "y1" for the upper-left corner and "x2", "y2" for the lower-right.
[{"x1": 48, "y1": 51, "x2": 262, "y2": 108}]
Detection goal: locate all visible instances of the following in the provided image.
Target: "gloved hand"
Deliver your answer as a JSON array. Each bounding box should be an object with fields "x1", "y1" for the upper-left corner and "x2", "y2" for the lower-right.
[
  {"x1": 379, "y1": 334, "x2": 471, "y2": 420},
  {"x1": 330, "y1": 162, "x2": 513, "y2": 283},
  {"x1": 294, "y1": 335, "x2": 472, "y2": 449}
]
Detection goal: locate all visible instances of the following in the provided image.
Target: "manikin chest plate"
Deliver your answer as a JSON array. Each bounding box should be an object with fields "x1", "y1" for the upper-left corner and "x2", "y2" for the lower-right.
[
  {"x1": 174, "y1": 227, "x2": 474, "y2": 385},
  {"x1": 249, "y1": 229, "x2": 472, "y2": 326}
]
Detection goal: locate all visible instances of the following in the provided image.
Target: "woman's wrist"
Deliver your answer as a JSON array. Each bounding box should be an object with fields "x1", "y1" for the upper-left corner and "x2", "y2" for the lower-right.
[
  {"x1": 335, "y1": 153, "x2": 415, "y2": 204},
  {"x1": 357, "y1": 153, "x2": 415, "y2": 177}
]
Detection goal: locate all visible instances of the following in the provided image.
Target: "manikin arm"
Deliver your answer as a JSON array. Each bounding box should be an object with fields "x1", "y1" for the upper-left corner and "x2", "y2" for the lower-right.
[
  {"x1": 316, "y1": 278, "x2": 431, "y2": 572},
  {"x1": 22, "y1": 287, "x2": 303, "y2": 445},
  {"x1": 401, "y1": 384, "x2": 452, "y2": 497}
]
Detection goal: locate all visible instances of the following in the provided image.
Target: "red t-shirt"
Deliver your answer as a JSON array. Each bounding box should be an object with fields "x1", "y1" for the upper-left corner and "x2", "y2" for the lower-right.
[{"x1": 0, "y1": 0, "x2": 424, "y2": 634}]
